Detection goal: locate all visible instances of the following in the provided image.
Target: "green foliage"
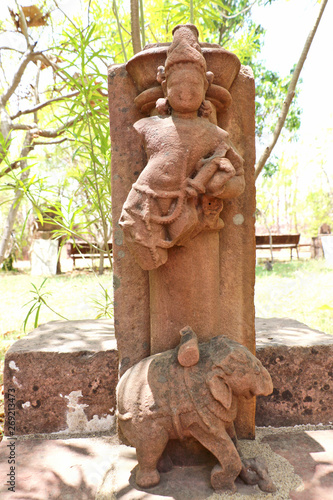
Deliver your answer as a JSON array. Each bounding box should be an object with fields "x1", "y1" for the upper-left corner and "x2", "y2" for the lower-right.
[
  {"x1": 255, "y1": 64, "x2": 302, "y2": 140},
  {"x1": 26, "y1": 22, "x2": 113, "y2": 269},
  {"x1": 22, "y1": 278, "x2": 69, "y2": 332},
  {"x1": 2, "y1": 254, "x2": 14, "y2": 272},
  {"x1": 90, "y1": 287, "x2": 114, "y2": 319},
  {"x1": 306, "y1": 189, "x2": 333, "y2": 234}
]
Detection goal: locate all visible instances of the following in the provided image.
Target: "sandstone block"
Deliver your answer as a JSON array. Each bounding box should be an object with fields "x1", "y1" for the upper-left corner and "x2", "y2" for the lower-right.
[
  {"x1": 4, "y1": 319, "x2": 118, "y2": 436},
  {"x1": 256, "y1": 317, "x2": 333, "y2": 427}
]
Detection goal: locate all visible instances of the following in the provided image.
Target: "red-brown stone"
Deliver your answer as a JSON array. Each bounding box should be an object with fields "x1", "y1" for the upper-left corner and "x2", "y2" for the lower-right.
[
  {"x1": 108, "y1": 23, "x2": 256, "y2": 440},
  {"x1": 256, "y1": 317, "x2": 333, "y2": 427},
  {"x1": 117, "y1": 329, "x2": 273, "y2": 491},
  {"x1": 4, "y1": 320, "x2": 117, "y2": 436}
]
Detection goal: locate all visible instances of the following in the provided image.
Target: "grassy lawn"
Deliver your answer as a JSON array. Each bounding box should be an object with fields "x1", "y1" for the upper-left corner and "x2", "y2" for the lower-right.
[
  {"x1": 255, "y1": 259, "x2": 333, "y2": 335},
  {"x1": 0, "y1": 269, "x2": 113, "y2": 368}
]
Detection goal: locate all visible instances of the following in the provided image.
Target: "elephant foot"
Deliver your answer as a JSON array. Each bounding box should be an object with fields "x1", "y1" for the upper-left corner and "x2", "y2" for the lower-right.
[
  {"x1": 157, "y1": 452, "x2": 173, "y2": 473},
  {"x1": 211, "y1": 464, "x2": 237, "y2": 493},
  {"x1": 239, "y1": 458, "x2": 276, "y2": 493},
  {"x1": 136, "y1": 468, "x2": 160, "y2": 489}
]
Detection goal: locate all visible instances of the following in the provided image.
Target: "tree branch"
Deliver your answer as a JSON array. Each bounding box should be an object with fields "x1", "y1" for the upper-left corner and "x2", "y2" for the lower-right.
[
  {"x1": 12, "y1": 123, "x2": 36, "y2": 131},
  {"x1": 15, "y1": 0, "x2": 31, "y2": 48},
  {"x1": 220, "y1": 0, "x2": 259, "y2": 20},
  {"x1": 113, "y1": 0, "x2": 127, "y2": 61},
  {"x1": 255, "y1": 0, "x2": 328, "y2": 181},
  {"x1": 33, "y1": 137, "x2": 74, "y2": 146},
  {"x1": 10, "y1": 91, "x2": 80, "y2": 120},
  {"x1": 0, "y1": 134, "x2": 75, "y2": 178},
  {"x1": 0, "y1": 46, "x2": 24, "y2": 54},
  {"x1": 37, "y1": 115, "x2": 83, "y2": 137},
  {"x1": 53, "y1": 0, "x2": 78, "y2": 30},
  {"x1": 0, "y1": 49, "x2": 39, "y2": 105}
]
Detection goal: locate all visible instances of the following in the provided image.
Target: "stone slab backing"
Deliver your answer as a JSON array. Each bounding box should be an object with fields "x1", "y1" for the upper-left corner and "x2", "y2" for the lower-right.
[
  {"x1": 256, "y1": 317, "x2": 333, "y2": 427},
  {"x1": 4, "y1": 320, "x2": 117, "y2": 436},
  {"x1": 108, "y1": 59, "x2": 256, "y2": 439}
]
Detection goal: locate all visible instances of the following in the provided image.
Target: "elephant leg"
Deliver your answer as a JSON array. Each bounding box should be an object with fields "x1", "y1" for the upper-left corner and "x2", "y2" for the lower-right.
[
  {"x1": 225, "y1": 421, "x2": 238, "y2": 449},
  {"x1": 189, "y1": 423, "x2": 242, "y2": 492},
  {"x1": 135, "y1": 427, "x2": 169, "y2": 489}
]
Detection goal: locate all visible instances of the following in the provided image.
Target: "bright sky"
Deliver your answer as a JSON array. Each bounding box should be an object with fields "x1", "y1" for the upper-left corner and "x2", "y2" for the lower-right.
[{"x1": 252, "y1": 0, "x2": 333, "y2": 182}]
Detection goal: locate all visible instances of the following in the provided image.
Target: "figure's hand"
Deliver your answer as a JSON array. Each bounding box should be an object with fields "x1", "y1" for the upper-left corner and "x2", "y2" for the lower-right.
[
  {"x1": 205, "y1": 158, "x2": 236, "y2": 197},
  {"x1": 218, "y1": 158, "x2": 236, "y2": 177}
]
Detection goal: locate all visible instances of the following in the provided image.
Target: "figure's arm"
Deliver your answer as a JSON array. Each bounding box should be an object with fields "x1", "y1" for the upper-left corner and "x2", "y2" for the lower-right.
[{"x1": 205, "y1": 143, "x2": 245, "y2": 199}]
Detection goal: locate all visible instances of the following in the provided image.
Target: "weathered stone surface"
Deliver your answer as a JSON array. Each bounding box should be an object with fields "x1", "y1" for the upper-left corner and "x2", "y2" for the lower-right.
[
  {"x1": 4, "y1": 320, "x2": 117, "y2": 436},
  {"x1": 256, "y1": 317, "x2": 333, "y2": 427},
  {"x1": 109, "y1": 23, "x2": 256, "y2": 441},
  {"x1": 117, "y1": 328, "x2": 273, "y2": 492}
]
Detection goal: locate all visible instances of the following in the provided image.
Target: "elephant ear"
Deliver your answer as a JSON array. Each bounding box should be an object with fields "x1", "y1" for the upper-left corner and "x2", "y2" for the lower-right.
[{"x1": 207, "y1": 371, "x2": 233, "y2": 409}]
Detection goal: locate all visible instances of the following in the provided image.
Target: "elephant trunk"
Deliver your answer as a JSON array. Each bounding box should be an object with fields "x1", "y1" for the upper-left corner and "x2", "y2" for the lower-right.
[{"x1": 255, "y1": 366, "x2": 273, "y2": 397}]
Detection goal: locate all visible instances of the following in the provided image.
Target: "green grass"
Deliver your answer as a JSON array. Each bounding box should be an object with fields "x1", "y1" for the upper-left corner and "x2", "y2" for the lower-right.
[
  {"x1": 1, "y1": 259, "x2": 332, "y2": 369},
  {"x1": 255, "y1": 259, "x2": 333, "y2": 335},
  {"x1": 0, "y1": 269, "x2": 114, "y2": 370}
]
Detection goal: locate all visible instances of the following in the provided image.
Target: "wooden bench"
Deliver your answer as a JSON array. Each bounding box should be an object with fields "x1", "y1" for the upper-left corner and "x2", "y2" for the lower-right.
[
  {"x1": 66, "y1": 242, "x2": 113, "y2": 267},
  {"x1": 256, "y1": 234, "x2": 300, "y2": 260}
]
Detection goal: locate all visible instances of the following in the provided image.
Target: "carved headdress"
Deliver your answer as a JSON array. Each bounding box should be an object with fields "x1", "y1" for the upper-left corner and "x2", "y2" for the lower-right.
[{"x1": 164, "y1": 24, "x2": 207, "y2": 77}]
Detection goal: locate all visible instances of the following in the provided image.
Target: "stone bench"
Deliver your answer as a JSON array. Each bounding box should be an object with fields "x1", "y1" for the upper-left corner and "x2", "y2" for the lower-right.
[
  {"x1": 4, "y1": 317, "x2": 333, "y2": 436},
  {"x1": 256, "y1": 234, "x2": 300, "y2": 260}
]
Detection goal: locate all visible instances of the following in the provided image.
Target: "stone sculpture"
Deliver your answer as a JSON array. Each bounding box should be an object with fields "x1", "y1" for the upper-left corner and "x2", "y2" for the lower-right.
[
  {"x1": 119, "y1": 26, "x2": 245, "y2": 271},
  {"x1": 109, "y1": 26, "x2": 257, "y2": 443},
  {"x1": 117, "y1": 327, "x2": 275, "y2": 492},
  {"x1": 116, "y1": 24, "x2": 251, "y2": 369},
  {"x1": 108, "y1": 19, "x2": 260, "y2": 487}
]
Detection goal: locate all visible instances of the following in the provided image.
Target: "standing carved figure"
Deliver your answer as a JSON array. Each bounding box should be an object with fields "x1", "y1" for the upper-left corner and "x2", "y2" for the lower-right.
[
  {"x1": 109, "y1": 21, "x2": 273, "y2": 495},
  {"x1": 119, "y1": 24, "x2": 245, "y2": 271}
]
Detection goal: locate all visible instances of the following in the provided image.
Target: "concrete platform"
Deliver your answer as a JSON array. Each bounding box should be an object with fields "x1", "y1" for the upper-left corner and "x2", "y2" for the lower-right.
[{"x1": 0, "y1": 424, "x2": 332, "y2": 499}]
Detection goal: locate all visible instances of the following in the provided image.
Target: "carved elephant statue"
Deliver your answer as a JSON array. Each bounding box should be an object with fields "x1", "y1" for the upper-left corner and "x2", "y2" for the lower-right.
[{"x1": 116, "y1": 326, "x2": 273, "y2": 492}]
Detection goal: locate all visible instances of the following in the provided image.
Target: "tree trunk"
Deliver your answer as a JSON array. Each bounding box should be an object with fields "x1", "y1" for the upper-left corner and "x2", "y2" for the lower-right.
[
  {"x1": 0, "y1": 105, "x2": 12, "y2": 165},
  {"x1": 99, "y1": 250, "x2": 104, "y2": 275},
  {"x1": 0, "y1": 133, "x2": 33, "y2": 266},
  {"x1": 130, "y1": 0, "x2": 142, "y2": 54},
  {"x1": 255, "y1": 0, "x2": 328, "y2": 181}
]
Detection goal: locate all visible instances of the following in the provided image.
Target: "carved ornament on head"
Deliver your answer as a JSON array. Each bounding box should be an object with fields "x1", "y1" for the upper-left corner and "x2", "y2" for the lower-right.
[{"x1": 126, "y1": 24, "x2": 241, "y2": 117}]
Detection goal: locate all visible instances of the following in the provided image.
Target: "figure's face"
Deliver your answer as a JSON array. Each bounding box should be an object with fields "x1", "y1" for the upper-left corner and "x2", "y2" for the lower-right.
[{"x1": 166, "y1": 67, "x2": 206, "y2": 114}]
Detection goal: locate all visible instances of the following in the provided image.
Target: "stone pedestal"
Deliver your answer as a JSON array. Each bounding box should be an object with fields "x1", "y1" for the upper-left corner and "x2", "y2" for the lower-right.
[
  {"x1": 4, "y1": 317, "x2": 333, "y2": 437},
  {"x1": 4, "y1": 320, "x2": 118, "y2": 436}
]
